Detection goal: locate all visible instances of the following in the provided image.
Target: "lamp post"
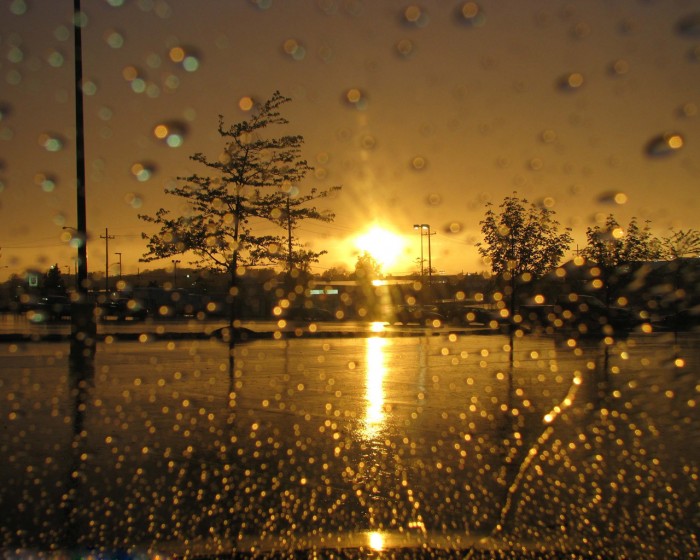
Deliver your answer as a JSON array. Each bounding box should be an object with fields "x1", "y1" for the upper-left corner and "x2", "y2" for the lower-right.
[
  {"x1": 172, "y1": 259, "x2": 180, "y2": 289},
  {"x1": 114, "y1": 252, "x2": 122, "y2": 281},
  {"x1": 413, "y1": 224, "x2": 434, "y2": 288},
  {"x1": 413, "y1": 224, "x2": 424, "y2": 278}
]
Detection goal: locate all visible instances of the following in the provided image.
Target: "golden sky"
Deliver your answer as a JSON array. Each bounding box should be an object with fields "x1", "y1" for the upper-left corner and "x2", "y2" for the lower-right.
[{"x1": 1, "y1": 0, "x2": 699, "y2": 280}]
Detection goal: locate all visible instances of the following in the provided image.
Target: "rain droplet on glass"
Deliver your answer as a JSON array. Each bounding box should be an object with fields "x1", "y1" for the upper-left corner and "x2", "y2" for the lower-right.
[
  {"x1": 395, "y1": 39, "x2": 415, "y2": 58},
  {"x1": 104, "y1": 30, "x2": 125, "y2": 49},
  {"x1": 540, "y1": 129, "x2": 557, "y2": 143},
  {"x1": 34, "y1": 172, "x2": 57, "y2": 192},
  {"x1": 343, "y1": 88, "x2": 367, "y2": 110},
  {"x1": 130, "y1": 162, "x2": 156, "y2": 182},
  {"x1": 169, "y1": 46, "x2": 201, "y2": 72},
  {"x1": 456, "y1": 2, "x2": 485, "y2": 27},
  {"x1": 687, "y1": 45, "x2": 700, "y2": 62},
  {"x1": 411, "y1": 156, "x2": 427, "y2": 171},
  {"x1": 153, "y1": 121, "x2": 188, "y2": 148},
  {"x1": 9, "y1": 0, "x2": 28, "y2": 16},
  {"x1": 238, "y1": 96, "x2": 255, "y2": 111},
  {"x1": 38, "y1": 133, "x2": 64, "y2": 152},
  {"x1": 360, "y1": 135, "x2": 376, "y2": 150},
  {"x1": 282, "y1": 39, "x2": 306, "y2": 61},
  {"x1": 0, "y1": 102, "x2": 12, "y2": 121},
  {"x1": 677, "y1": 102, "x2": 698, "y2": 118},
  {"x1": 597, "y1": 191, "x2": 628, "y2": 205},
  {"x1": 124, "y1": 192, "x2": 143, "y2": 209},
  {"x1": 675, "y1": 13, "x2": 700, "y2": 37},
  {"x1": 608, "y1": 59, "x2": 630, "y2": 76},
  {"x1": 402, "y1": 5, "x2": 429, "y2": 28},
  {"x1": 425, "y1": 193, "x2": 441, "y2": 206},
  {"x1": 81, "y1": 79, "x2": 98, "y2": 96},
  {"x1": 557, "y1": 72, "x2": 584, "y2": 91},
  {"x1": 645, "y1": 132, "x2": 684, "y2": 157},
  {"x1": 46, "y1": 50, "x2": 64, "y2": 68}
]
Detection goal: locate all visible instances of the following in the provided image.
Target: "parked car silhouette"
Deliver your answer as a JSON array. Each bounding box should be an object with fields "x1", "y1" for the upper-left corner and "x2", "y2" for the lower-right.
[{"x1": 393, "y1": 304, "x2": 445, "y2": 326}]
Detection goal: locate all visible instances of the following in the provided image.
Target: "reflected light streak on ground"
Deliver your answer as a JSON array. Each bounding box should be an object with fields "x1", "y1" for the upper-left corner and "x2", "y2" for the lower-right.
[{"x1": 363, "y1": 337, "x2": 388, "y2": 438}]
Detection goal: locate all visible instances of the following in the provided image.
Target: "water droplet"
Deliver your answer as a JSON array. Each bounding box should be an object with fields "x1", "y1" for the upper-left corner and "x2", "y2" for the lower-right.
[
  {"x1": 238, "y1": 96, "x2": 255, "y2": 111},
  {"x1": 0, "y1": 102, "x2": 12, "y2": 121},
  {"x1": 528, "y1": 157, "x2": 544, "y2": 171},
  {"x1": 557, "y1": 72, "x2": 584, "y2": 91},
  {"x1": 34, "y1": 173, "x2": 57, "y2": 193},
  {"x1": 122, "y1": 65, "x2": 142, "y2": 82},
  {"x1": 569, "y1": 21, "x2": 591, "y2": 39},
  {"x1": 250, "y1": 0, "x2": 272, "y2": 10},
  {"x1": 608, "y1": 59, "x2": 629, "y2": 76},
  {"x1": 540, "y1": 129, "x2": 557, "y2": 143},
  {"x1": 104, "y1": 30, "x2": 125, "y2": 49},
  {"x1": 38, "y1": 133, "x2": 64, "y2": 152},
  {"x1": 130, "y1": 162, "x2": 156, "y2": 182},
  {"x1": 360, "y1": 134, "x2": 376, "y2": 149},
  {"x1": 53, "y1": 25, "x2": 70, "y2": 42},
  {"x1": 425, "y1": 193, "x2": 441, "y2": 206},
  {"x1": 645, "y1": 132, "x2": 684, "y2": 157},
  {"x1": 169, "y1": 46, "x2": 201, "y2": 72},
  {"x1": 455, "y1": 2, "x2": 485, "y2": 27},
  {"x1": 9, "y1": 0, "x2": 28, "y2": 16},
  {"x1": 676, "y1": 13, "x2": 700, "y2": 37},
  {"x1": 107, "y1": 0, "x2": 126, "y2": 6},
  {"x1": 46, "y1": 50, "x2": 65, "y2": 68},
  {"x1": 73, "y1": 10, "x2": 88, "y2": 28},
  {"x1": 677, "y1": 102, "x2": 698, "y2": 118},
  {"x1": 7, "y1": 45, "x2": 24, "y2": 63},
  {"x1": 402, "y1": 5, "x2": 429, "y2": 28},
  {"x1": 98, "y1": 106, "x2": 113, "y2": 121},
  {"x1": 343, "y1": 88, "x2": 367, "y2": 109},
  {"x1": 537, "y1": 196, "x2": 556, "y2": 208},
  {"x1": 445, "y1": 222, "x2": 463, "y2": 233},
  {"x1": 687, "y1": 45, "x2": 700, "y2": 62},
  {"x1": 6, "y1": 69, "x2": 22, "y2": 85},
  {"x1": 282, "y1": 39, "x2": 306, "y2": 61},
  {"x1": 124, "y1": 192, "x2": 143, "y2": 209},
  {"x1": 164, "y1": 74, "x2": 180, "y2": 91},
  {"x1": 153, "y1": 121, "x2": 188, "y2": 148},
  {"x1": 395, "y1": 38, "x2": 415, "y2": 58},
  {"x1": 81, "y1": 79, "x2": 98, "y2": 96},
  {"x1": 596, "y1": 191, "x2": 627, "y2": 205},
  {"x1": 411, "y1": 156, "x2": 427, "y2": 171}
]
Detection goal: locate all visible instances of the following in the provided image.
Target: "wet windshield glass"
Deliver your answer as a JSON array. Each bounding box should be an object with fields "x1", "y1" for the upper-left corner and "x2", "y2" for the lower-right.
[{"x1": 1, "y1": 1, "x2": 698, "y2": 558}]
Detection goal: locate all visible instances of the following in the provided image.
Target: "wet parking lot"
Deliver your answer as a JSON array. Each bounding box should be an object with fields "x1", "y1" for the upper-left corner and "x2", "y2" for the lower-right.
[{"x1": 1, "y1": 329, "x2": 698, "y2": 556}]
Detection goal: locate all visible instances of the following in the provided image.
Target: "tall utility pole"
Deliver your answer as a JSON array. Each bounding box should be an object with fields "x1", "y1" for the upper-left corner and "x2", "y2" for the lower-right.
[
  {"x1": 286, "y1": 195, "x2": 293, "y2": 273},
  {"x1": 100, "y1": 228, "x2": 114, "y2": 293},
  {"x1": 70, "y1": 0, "x2": 96, "y2": 369}
]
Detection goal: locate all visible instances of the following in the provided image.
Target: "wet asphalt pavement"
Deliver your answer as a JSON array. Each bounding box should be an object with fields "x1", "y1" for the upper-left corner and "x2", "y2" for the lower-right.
[{"x1": 1, "y1": 327, "x2": 698, "y2": 557}]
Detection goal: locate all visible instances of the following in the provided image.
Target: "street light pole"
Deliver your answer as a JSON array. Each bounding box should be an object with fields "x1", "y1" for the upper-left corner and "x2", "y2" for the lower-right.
[
  {"x1": 115, "y1": 252, "x2": 122, "y2": 281},
  {"x1": 172, "y1": 259, "x2": 180, "y2": 289},
  {"x1": 100, "y1": 228, "x2": 115, "y2": 293},
  {"x1": 426, "y1": 224, "x2": 433, "y2": 288},
  {"x1": 413, "y1": 224, "x2": 424, "y2": 278},
  {"x1": 413, "y1": 224, "x2": 434, "y2": 287}
]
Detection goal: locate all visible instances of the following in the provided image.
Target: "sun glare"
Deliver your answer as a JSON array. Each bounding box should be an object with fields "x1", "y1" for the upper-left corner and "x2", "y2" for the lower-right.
[{"x1": 355, "y1": 226, "x2": 406, "y2": 269}]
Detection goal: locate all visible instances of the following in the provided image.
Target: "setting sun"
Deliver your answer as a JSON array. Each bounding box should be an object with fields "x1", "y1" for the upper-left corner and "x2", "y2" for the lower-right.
[{"x1": 354, "y1": 226, "x2": 406, "y2": 270}]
